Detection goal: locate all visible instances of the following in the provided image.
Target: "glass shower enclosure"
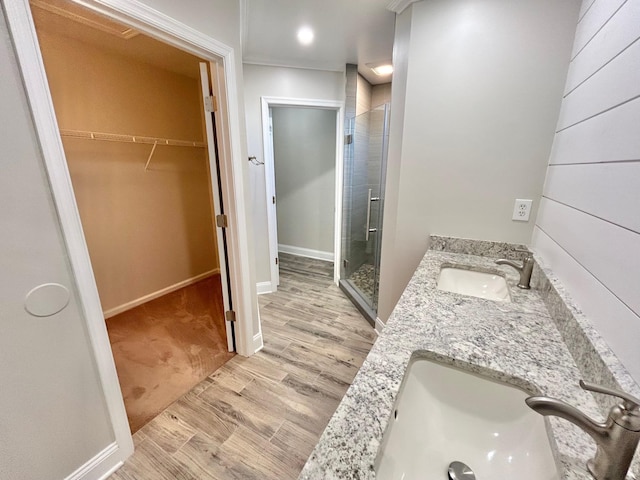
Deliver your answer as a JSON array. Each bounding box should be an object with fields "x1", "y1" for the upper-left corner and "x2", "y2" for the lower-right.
[{"x1": 339, "y1": 103, "x2": 390, "y2": 325}]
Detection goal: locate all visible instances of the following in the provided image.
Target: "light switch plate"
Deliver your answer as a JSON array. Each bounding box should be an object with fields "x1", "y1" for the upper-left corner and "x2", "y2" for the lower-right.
[{"x1": 512, "y1": 199, "x2": 532, "y2": 222}]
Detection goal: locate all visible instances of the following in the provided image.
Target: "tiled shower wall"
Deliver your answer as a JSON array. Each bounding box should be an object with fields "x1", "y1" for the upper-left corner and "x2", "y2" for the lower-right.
[{"x1": 343, "y1": 69, "x2": 391, "y2": 277}]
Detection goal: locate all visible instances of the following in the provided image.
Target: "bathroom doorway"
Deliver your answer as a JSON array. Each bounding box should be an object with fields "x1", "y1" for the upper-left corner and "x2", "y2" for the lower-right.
[{"x1": 261, "y1": 97, "x2": 344, "y2": 289}]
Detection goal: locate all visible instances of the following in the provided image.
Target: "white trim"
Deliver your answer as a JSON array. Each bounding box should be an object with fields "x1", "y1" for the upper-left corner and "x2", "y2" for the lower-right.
[
  {"x1": 262, "y1": 104, "x2": 279, "y2": 290},
  {"x1": 5, "y1": 0, "x2": 256, "y2": 476},
  {"x1": 256, "y1": 281, "x2": 274, "y2": 295},
  {"x1": 253, "y1": 307, "x2": 264, "y2": 353},
  {"x1": 64, "y1": 442, "x2": 120, "y2": 480},
  {"x1": 96, "y1": 462, "x2": 124, "y2": 480},
  {"x1": 199, "y1": 62, "x2": 234, "y2": 353},
  {"x1": 103, "y1": 269, "x2": 220, "y2": 319},
  {"x1": 253, "y1": 332, "x2": 264, "y2": 352},
  {"x1": 261, "y1": 96, "x2": 344, "y2": 290},
  {"x1": 261, "y1": 97, "x2": 344, "y2": 109},
  {"x1": 243, "y1": 59, "x2": 345, "y2": 74},
  {"x1": 278, "y1": 244, "x2": 335, "y2": 262},
  {"x1": 333, "y1": 102, "x2": 345, "y2": 286},
  {"x1": 386, "y1": 0, "x2": 418, "y2": 14},
  {"x1": 375, "y1": 317, "x2": 386, "y2": 335},
  {"x1": 209, "y1": 52, "x2": 256, "y2": 359}
]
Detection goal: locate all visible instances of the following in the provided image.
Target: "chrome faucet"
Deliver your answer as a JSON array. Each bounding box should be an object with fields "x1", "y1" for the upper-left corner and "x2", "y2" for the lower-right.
[
  {"x1": 526, "y1": 380, "x2": 640, "y2": 480},
  {"x1": 495, "y1": 249, "x2": 534, "y2": 289}
]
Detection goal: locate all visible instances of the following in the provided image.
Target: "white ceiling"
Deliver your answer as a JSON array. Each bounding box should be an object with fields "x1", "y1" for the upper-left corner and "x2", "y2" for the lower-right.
[
  {"x1": 31, "y1": 0, "x2": 398, "y2": 85},
  {"x1": 241, "y1": 0, "x2": 397, "y2": 85}
]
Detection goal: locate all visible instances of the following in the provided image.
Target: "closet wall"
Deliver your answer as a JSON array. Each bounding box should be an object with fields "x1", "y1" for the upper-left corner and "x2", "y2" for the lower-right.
[{"x1": 36, "y1": 28, "x2": 219, "y2": 315}]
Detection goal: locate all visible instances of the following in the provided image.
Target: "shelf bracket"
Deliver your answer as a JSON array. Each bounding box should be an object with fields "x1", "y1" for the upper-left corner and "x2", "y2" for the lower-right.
[{"x1": 144, "y1": 141, "x2": 158, "y2": 171}]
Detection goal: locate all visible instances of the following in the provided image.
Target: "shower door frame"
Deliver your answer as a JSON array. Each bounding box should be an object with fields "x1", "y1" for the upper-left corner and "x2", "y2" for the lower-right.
[
  {"x1": 339, "y1": 103, "x2": 391, "y2": 329},
  {"x1": 260, "y1": 96, "x2": 345, "y2": 291}
]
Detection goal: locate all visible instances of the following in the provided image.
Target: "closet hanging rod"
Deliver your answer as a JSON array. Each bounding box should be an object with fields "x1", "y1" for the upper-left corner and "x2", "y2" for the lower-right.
[{"x1": 59, "y1": 129, "x2": 206, "y2": 148}]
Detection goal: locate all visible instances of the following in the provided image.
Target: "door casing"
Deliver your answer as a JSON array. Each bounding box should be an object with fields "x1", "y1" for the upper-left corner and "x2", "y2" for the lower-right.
[
  {"x1": 199, "y1": 62, "x2": 235, "y2": 351},
  {"x1": 261, "y1": 96, "x2": 345, "y2": 290}
]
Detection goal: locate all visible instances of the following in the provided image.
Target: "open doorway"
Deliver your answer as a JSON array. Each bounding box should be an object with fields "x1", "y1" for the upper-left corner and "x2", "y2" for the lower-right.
[
  {"x1": 271, "y1": 106, "x2": 336, "y2": 280},
  {"x1": 261, "y1": 97, "x2": 344, "y2": 289},
  {"x1": 30, "y1": 0, "x2": 234, "y2": 432}
]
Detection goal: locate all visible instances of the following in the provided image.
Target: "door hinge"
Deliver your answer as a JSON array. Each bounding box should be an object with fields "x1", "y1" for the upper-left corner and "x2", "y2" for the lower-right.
[
  {"x1": 343, "y1": 259, "x2": 349, "y2": 268},
  {"x1": 204, "y1": 95, "x2": 217, "y2": 113},
  {"x1": 345, "y1": 134, "x2": 353, "y2": 145},
  {"x1": 272, "y1": 196, "x2": 276, "y2": 204},
  {"x1": 275, "y1": 257, "x2": 278, "y2": 265},
  {"x1": 216, "y1": 214, "x2": 228, "y2": 228},
  {"x1": 225, "y1": 310, "x2": 236, "y2": 322}
]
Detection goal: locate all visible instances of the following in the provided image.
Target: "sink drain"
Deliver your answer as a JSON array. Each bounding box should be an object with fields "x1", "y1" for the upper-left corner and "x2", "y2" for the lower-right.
[{"x1": 447, "y1": 461, "x2": 476, "y2": 480}]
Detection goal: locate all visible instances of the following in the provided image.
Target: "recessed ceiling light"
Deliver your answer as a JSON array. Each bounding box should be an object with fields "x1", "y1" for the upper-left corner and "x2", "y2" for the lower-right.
[
  {"x1": 297, "y1": 26, "x2": 314, "y2": 46},
  {"x1": 371, "y1": 64, "x2": 393, "y2": 76}
]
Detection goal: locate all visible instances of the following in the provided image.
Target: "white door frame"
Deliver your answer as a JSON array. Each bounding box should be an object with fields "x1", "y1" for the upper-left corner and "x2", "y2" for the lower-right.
[
  {"x1": 4, "y1": 0, "x2": 255, "y2": 477},
  {"x1": 199, "y1": 62, "x2": 234, "y2": 352},
  {"x1": 261, "y1": 96, "x2": 344, "y2": 288}
]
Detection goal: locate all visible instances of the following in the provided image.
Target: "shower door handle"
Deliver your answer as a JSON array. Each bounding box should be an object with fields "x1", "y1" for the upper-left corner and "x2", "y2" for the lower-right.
[{"x1": 365, "y1": 188, "x2": 380, "y2": 241}]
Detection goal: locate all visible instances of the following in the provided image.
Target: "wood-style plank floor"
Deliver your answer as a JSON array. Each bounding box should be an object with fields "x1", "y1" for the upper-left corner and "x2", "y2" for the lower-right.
[{"x1": 110, "y1": 253, "x2": 376, "y2": 480}]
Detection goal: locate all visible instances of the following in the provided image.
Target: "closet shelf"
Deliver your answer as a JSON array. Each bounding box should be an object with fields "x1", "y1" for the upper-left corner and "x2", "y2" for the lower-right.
[{"x1": 60, "y1": 129, "x2": 207, "y2": 148}]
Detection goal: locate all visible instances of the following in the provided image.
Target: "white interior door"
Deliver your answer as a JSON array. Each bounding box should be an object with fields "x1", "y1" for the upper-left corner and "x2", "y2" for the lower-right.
[
  {"x1": 266, "y1": 108, "x2": 280, "y2": 288},
  {"x1": 199, "y1": 62, "x2": 234, "y2": 351}
]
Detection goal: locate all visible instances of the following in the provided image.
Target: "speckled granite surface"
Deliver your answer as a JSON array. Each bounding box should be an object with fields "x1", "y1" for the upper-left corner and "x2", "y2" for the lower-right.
[
  {"x1": 299, "y1": 237, "x2": 640, "y2": 480},
  {"x1": 532, "y1": 253, "x2": 640, "y2": 413},
  {"x1": 429, "y1": 235, "x2": 529, "y2": 259}
]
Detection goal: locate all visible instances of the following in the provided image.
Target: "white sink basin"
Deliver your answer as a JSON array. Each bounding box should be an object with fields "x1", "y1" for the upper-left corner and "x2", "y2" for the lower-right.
[
  {"x1": 375, "y1": 358, "x2": 560, "y2": 480},
  {"x1": 437, "y1": 267, "x2": 511, "y2": 302}
]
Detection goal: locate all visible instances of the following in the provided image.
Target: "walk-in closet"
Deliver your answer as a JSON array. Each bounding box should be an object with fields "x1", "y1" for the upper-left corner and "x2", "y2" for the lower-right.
[{"x1": 31, "y1": 0, "x2": 233, "y2": 432}]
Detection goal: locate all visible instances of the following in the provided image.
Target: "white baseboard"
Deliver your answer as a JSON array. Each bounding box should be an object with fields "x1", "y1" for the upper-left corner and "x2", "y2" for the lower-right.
[
  {"x1": 97, "y1": 461, "x2": 125, "y2": 480},
  {"x1": 375, "y1": 317, "x2": 385, "y2": 335},
  {"x1": 64, "y1": 442, "x2": 122, "y2": 480},
  {"x1": 103, "y1": 268, "x2": 220, "y2": 319},
  {"x1": 253, "y1": 331, "x2": 264, "y2": 353},
  {"x1": 256, "y1": 281, "x2": 274, "y2": 295},
  {"x1": 278, "y1": 244, "x2": 334, "y2": 262}
]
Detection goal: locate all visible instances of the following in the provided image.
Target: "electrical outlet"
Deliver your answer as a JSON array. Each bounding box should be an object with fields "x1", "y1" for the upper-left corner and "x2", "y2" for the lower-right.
[{"x1": 512, "y1": 199, "x2": 532, "y2": 222}]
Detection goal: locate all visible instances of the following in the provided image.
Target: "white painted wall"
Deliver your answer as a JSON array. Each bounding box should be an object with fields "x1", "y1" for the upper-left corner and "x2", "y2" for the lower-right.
[
  {"x1": 272, "y1": 107, "x2": 337, "y2": 257},
  {"x1": 378, "y1": 7, "x2": 412, "y2": 323},
  {"x1": 243, "y1": 64, "x2": 345, "y2": 284},
  {"x1": 533, "y1": 0, "x2": 640, "y2": 382},
  {"x1": 0, "y1": 12, "x2": 115, "y2": 478},
  {"x1": 378, "y1": 0, "x2": 580, "y2": 320}
]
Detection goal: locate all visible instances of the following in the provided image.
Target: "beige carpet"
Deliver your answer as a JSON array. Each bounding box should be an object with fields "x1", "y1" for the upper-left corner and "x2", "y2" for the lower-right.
[{"x1": 106, "y1": 275, "x2": 234, "y2": 433}]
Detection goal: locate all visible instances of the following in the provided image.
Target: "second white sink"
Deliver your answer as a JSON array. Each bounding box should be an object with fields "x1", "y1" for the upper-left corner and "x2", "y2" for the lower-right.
[
  {"x1": 437, "y1": 267, "x2": 511, "y2": 302},
  {"x1": 375, "y1": 358, "x2": 560, "y2": 480}
]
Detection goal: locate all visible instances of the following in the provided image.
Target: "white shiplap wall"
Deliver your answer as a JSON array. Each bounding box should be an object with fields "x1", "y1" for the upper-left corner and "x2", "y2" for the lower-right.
[{"x1": 533, "y1": 0, "x2": 640, "y2": 381}]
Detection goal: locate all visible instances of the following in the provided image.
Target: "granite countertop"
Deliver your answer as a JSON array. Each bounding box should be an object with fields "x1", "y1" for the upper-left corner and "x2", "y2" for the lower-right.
[{"x1": 299, "y1": 246, "x2": 636, "y2": 480}]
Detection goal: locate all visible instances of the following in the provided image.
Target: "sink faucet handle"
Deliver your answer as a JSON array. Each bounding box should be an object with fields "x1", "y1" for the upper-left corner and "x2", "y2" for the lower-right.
[
  {"x1": 580, "y1": 380, "x2": 640, "y2": 410},
  {"x1": 515, "y1": 248, "x2": 533, "y2": 257}
]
